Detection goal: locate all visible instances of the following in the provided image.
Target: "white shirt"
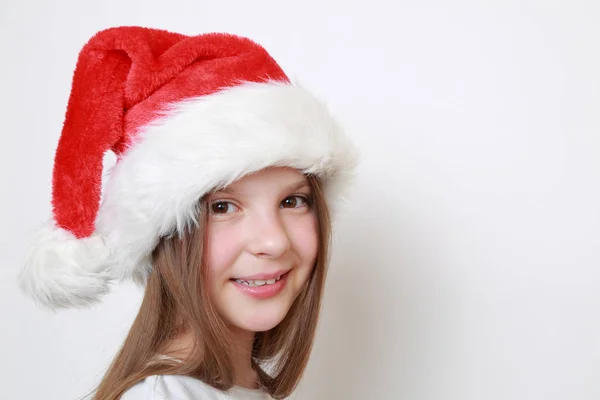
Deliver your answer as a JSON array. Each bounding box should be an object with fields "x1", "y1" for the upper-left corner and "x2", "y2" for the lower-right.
[{"x1": 121, "y1": 374, "x2": 271, "y2": 400}]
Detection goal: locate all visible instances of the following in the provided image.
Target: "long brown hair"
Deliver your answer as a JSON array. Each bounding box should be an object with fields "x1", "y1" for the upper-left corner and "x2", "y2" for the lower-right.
[{"x1": 92, "y1": 174, "x2": 331, "y2": 400}]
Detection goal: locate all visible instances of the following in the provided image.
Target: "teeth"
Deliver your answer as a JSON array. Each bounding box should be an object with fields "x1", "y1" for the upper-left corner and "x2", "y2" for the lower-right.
[{"x1": 234, "y1": 274, "x2": 283, "y2": 287}]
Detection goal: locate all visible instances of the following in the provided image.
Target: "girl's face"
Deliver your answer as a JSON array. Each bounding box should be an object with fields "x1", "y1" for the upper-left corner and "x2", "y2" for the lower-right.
[{"x1": 205, "y1": 167, "x2": 319, "y2": 333}]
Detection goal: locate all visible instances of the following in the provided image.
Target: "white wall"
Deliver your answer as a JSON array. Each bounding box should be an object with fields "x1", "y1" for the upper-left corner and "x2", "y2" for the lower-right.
[{"x1": 1, "y1": 1, "x2": 599, "y2": 399}]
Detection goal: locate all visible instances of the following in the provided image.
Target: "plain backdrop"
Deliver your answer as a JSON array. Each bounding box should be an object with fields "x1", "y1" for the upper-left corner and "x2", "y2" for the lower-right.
[{"x1": 1, "y1": 1, "x2": 599, "y2": 399}]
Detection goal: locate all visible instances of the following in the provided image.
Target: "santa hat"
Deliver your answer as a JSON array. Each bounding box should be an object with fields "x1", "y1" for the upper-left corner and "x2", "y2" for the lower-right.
[{"x1": 18, "y1": 26, "x2": 357, "y2": 310}]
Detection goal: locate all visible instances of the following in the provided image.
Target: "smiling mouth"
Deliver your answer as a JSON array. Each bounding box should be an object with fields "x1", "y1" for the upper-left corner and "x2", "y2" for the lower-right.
[
  {"x1": 229, "y1": 270, "x2": 290, "y2": 300},
  {"x1": 233, "y1": 275, "x2": 283, "y2": 287},
  {"x1": 230, "y1": 270, "x2": 290, "y2": 287}
]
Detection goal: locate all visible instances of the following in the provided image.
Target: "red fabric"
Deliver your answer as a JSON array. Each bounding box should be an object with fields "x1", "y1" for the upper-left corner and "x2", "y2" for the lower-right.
[{"x1": 52, "y1": 27, "x2": 289, "y2": 238}]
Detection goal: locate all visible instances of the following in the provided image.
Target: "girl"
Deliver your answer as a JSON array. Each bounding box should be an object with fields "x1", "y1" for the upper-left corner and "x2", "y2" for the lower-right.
[{"x1": 19, "y1": 26, "x2": 357, "y2": 400}]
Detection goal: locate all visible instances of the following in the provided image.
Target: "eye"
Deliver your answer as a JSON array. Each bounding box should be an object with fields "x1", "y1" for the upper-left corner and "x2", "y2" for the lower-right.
[
  {"x1": 280, "y1": 195, "x2": 310, "y2": 209},
  {"x1": 210, "y1": 201, "x2": 239, "y2": 215}
]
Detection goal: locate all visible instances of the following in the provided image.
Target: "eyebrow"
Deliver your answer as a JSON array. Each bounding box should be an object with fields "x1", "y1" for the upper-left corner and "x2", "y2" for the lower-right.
[
  {"x1": 283, "y1": 179, "x2": 311, "y2": 192},
  {"x1": 215, "y1": 179, "x2": 310, "y2": 195}
]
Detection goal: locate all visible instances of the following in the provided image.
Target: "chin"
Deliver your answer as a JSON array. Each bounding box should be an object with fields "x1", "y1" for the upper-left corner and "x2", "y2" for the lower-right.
[{"x1": 234, "y1": 301, "x2": 293, "y2": 333}]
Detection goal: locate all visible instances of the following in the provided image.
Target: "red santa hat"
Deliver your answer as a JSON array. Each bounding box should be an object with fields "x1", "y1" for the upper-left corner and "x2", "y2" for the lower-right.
[{"x1": 18, "y1": 26, "x2": 357, "y2": 310}]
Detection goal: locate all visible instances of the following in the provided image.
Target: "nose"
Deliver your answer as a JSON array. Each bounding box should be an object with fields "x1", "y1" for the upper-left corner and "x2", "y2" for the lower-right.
[{"x1": 246, "y1": 211, "x2": 291, "y2": 259}]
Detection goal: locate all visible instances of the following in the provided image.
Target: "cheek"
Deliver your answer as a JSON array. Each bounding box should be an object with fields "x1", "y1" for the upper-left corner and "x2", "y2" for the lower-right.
[
  {"x1": 206, "y1": 224, "x2": 244, "y2": 275},
  {"x1": 288, "y1": 214, "x2": 319, "y2": 265}
]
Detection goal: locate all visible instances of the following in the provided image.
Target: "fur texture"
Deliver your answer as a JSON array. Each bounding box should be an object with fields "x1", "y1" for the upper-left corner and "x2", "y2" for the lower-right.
[{"x1": 19, "y1": 221, "x2": 112, "y2": 309}]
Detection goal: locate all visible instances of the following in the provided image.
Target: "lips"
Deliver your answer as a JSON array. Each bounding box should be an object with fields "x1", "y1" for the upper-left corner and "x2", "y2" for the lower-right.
[
  {"x1": 230, "y1": 270, "x2": 290, "y2": 300},
  {"x1": 232, "y1": 269, "x2": 290, "y2": 281}
]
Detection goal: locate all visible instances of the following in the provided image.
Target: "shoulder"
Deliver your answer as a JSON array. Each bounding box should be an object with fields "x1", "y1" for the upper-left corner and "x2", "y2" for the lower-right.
[
  {"x1": 119, "y1": 375, "x2": 158, "y2": 400},
  {"x1": 120, "y1": 375, "x2": 214, "y2": 400},
  {"x1": 119, "y1": 375, "x2": 270, "y2": 400}
]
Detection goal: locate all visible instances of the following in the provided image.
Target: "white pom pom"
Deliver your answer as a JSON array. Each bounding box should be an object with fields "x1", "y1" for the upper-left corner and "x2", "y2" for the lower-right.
[{"x1": 18, "y1": 221, "x2": 113, "y2": 310}]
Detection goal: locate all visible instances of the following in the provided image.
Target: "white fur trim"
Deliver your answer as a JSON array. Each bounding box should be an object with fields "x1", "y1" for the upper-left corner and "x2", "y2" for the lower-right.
[{"x1": 19, "y1": 221, "x2": 112, "y2": 309}]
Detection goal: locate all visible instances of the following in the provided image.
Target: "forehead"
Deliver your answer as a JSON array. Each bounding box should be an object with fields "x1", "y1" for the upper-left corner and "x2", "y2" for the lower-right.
[{"x1": 215, "y1": 167, "x2": 309, "y2": 195}]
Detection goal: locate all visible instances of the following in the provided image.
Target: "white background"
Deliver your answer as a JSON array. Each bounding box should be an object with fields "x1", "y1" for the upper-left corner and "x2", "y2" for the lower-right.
[{"x1": 1, "y1": 1, "x2": 599, "y2": 399}]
